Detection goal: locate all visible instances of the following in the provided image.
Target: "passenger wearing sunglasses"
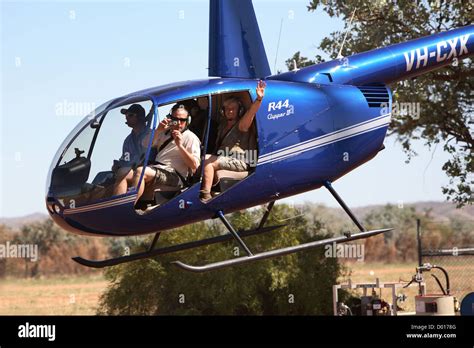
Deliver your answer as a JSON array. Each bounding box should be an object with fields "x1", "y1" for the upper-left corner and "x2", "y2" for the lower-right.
[{"x1": 132, "y1": 104, "x2": 201, "y2": 202}]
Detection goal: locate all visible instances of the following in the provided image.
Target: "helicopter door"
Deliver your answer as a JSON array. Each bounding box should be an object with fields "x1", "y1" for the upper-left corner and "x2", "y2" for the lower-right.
[{"x1": 47, "y1": 97, "x2": 156, "y2": 210}]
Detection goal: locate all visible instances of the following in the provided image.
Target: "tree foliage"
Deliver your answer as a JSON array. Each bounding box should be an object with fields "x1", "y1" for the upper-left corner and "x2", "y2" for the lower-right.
[
  {"x1": 5, "y1": 219, "x2": 108, "y2": 277},
  {"x1": 287, "y1": 0, "x2": 473, "y2": 206},
  {"x1": 97, "y1": 202, "x2": 473, "y2": 315},
  {"x1": 97, "y1": 205, "x2": 343, "y2": 315}
]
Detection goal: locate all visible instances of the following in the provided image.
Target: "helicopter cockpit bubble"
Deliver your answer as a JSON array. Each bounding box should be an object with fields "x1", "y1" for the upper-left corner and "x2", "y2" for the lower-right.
[{"x1": 46, "y1": 96, "x2": 156, "y2": 210}]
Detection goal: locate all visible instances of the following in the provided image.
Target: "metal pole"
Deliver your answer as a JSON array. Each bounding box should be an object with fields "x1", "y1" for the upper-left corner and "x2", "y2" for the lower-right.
[
  {"x1": 323, "y1": 181, "x2": 366, "y2": 232},
  {"x1": 417, "y1": 219, "x2": 422, "y2": 267}
]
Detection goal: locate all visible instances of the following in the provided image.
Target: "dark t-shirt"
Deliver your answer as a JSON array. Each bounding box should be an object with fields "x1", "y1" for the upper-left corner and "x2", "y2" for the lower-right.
[{"x1": 189, "y1": 109, "x2": 218, "y2": 154}]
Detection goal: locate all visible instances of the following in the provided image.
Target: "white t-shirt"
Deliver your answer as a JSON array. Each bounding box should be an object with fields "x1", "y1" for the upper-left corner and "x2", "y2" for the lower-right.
[{"x1": 154, "y1": 129, "x2": 201, "y2": 178}]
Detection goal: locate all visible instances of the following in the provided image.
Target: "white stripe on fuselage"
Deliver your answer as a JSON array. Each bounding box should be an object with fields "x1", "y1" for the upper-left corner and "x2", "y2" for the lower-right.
[
  {"x1": 259, "y1": 113, "x2": 390, "y2": 161},
  {"x1": 258, "y1": 114, "x2": 391, "y2": 164}
]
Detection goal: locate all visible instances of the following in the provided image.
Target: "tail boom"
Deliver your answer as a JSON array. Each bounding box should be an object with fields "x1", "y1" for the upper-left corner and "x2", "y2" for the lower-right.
[{"x1": 269, "y1": 25, "x2": 474, "y2": 86}]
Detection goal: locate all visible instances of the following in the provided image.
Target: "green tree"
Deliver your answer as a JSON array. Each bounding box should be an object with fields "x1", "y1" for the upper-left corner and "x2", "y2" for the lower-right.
[
  {"x1": 363, "y1": 204, "x2": 419, "y2": 262},
  {"x1": 10, "y1": 219, "x2": 108, "y2": 277},
  {"x1": 287, "y1": 1, "x2": 473, "y2": 206},
  {"x1": 14, "y1": 219, "x2": 63, "y2": 277},
  {"x1": 449, "y1": 216, "x2": 474, "y2": 246},
  {"x1": 98, "y1": 204, "x2": 342, "y2": 315}
]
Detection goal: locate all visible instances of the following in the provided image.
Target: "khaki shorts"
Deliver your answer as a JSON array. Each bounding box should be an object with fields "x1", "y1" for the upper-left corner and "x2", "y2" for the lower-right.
[
  {"x1": 150, "y1": 165, "x2": 182, "y2": 188},
  {"x1": 216, "y1": 156, "x2": 248, "y2": 172}
]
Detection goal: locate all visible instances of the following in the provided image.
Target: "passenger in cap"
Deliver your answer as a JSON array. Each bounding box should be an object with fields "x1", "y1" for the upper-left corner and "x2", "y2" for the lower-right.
[{"x1": 113, "y1": 104, "x2": 151, "y2": 196}]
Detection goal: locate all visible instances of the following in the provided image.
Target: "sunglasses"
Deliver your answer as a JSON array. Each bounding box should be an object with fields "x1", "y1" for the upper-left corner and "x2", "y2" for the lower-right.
[{"x1": 170, "y1": 117, "x2": 187, "y2": 123}]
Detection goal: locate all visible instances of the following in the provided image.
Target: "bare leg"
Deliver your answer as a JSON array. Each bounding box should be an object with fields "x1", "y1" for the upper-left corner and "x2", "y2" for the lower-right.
[
  {"x1": 113, "y1": 168, "x2": 134, "y2": 196},
  {"x1": 200, "y1": 155, "x2": 220, "y2": 200},
  {"x1": 133, "y1": 166, "x2": 157, "y2": 202}
]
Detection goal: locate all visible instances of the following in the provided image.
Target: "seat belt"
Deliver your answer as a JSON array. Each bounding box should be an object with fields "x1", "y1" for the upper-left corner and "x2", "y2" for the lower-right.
[{"x1": 157, "y1": 135, "x2": 174, "y2": 153}]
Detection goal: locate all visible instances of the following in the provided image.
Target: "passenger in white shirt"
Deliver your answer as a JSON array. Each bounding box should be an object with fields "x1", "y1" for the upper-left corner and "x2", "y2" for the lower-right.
[{"x1": 133, "y1": 104, "x2": 201, "y2": 202}]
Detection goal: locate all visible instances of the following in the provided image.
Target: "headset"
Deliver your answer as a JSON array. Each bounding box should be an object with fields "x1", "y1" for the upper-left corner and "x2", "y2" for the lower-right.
[
  {"x1": 168, "y1": 104, "x2": 191, "y2": 127},
  {"x1": 220, "y1": 97, "x2": 245, "y2": 118}
]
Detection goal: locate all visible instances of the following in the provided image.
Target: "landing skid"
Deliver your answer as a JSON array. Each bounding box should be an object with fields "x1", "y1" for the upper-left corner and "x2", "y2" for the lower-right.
[
  {"x1": 172, "y1": 228, "x2": 392, "y2": 272},
  {"x1": 72, "y1": 224, "x2": 284, "y2": 268},
  {"x1": 171, "y1": 180, "x2": 391, "y2": 272}
]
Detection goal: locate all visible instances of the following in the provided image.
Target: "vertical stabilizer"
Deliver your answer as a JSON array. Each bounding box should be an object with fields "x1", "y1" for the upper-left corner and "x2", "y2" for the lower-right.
[{"x1": 209, "y1": 0, "x2": 271, "y2": 78}]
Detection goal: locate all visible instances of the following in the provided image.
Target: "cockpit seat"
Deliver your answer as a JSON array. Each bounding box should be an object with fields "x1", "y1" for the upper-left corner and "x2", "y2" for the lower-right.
[
  {"x1": 136, "y1": 182, "x2": 183, "y2": 210},
  {"x1": 212, "y1": 169, "x2": 249, "y2": 192},
  {"x1": 91, "y1": 171, "x2": 115, "y2": 187},
  {"x1": 153, "y1": 185, "x2": 183, "y2": 206}
]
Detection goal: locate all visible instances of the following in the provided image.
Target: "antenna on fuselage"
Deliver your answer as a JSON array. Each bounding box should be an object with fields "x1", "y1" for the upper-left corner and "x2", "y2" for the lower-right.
[
  {"x1": 336, "y1": 8, "x2": 357, "y2": 60},
  {"x1": 292, "y1": 59, "x2": 299, "y2": 71},
  {"x1": 273, "y1": 18, "x2": 284, "y2": 73}
]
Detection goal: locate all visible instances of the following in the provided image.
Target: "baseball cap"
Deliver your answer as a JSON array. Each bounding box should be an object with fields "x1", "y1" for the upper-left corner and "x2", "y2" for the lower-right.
[{"x1": 120, "y1": 104, "x2": 145, "y2": 119}]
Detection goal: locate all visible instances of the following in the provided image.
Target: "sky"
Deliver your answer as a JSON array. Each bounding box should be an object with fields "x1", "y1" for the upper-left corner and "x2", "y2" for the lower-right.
[{"x1": 0, "y1": 0, "x2": 458, "y2": 218}]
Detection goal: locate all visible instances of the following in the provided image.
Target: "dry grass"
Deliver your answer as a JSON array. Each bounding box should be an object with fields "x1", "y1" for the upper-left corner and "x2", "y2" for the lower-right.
[
  {"x1": 0, "y1": 275, "x2": 108, "y2": 315},
  {"x1": 0, "y1": 260, "x2": 471, "y2": 315}
]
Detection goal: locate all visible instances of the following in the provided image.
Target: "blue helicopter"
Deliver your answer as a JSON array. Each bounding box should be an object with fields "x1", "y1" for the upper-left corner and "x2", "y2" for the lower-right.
[{"x1": 45, "y1": 0, "x2": 474, "y2": 272}]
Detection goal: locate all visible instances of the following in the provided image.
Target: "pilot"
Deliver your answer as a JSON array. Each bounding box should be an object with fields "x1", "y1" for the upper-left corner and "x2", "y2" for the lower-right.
[
  {"x1": 113, "y1": 103, "x2": 150, "y2": 196},
  {"x1": 199, "y1": 80, "x2": 266, "y2": 202},
  {"x1": 132, "y1": 104, "x2": 201, "y2": 202}
]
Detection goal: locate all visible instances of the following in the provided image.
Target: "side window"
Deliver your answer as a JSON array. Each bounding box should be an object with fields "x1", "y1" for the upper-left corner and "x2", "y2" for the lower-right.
[
  {"x1": 49, "y1": 99, "x2": 154, "y2": 208},
  {"x1": 56, "y1": 123, "x2": 96, "y2": 166},
  {"x1": 89, "y1": 100, "x2": 154, "y2": 193},
  {"x1": 91, "y1": 101, "x2": 154, "y2": 185}
]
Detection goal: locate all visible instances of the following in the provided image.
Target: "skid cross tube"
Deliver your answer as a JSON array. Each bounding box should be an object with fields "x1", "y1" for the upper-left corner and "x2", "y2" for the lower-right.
[
  {"x1": 217, "y1": 210, "x2": 253, "y2": 256},
  {"x1": 257, "y1": 201, "x2": 275, "y2": 230},
  {"x1": 323, "y1": 181, "x2": 366, "y2": 232},
  {"x1": 148, "y1": 232, "x2": 161, "y2": 252}
]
